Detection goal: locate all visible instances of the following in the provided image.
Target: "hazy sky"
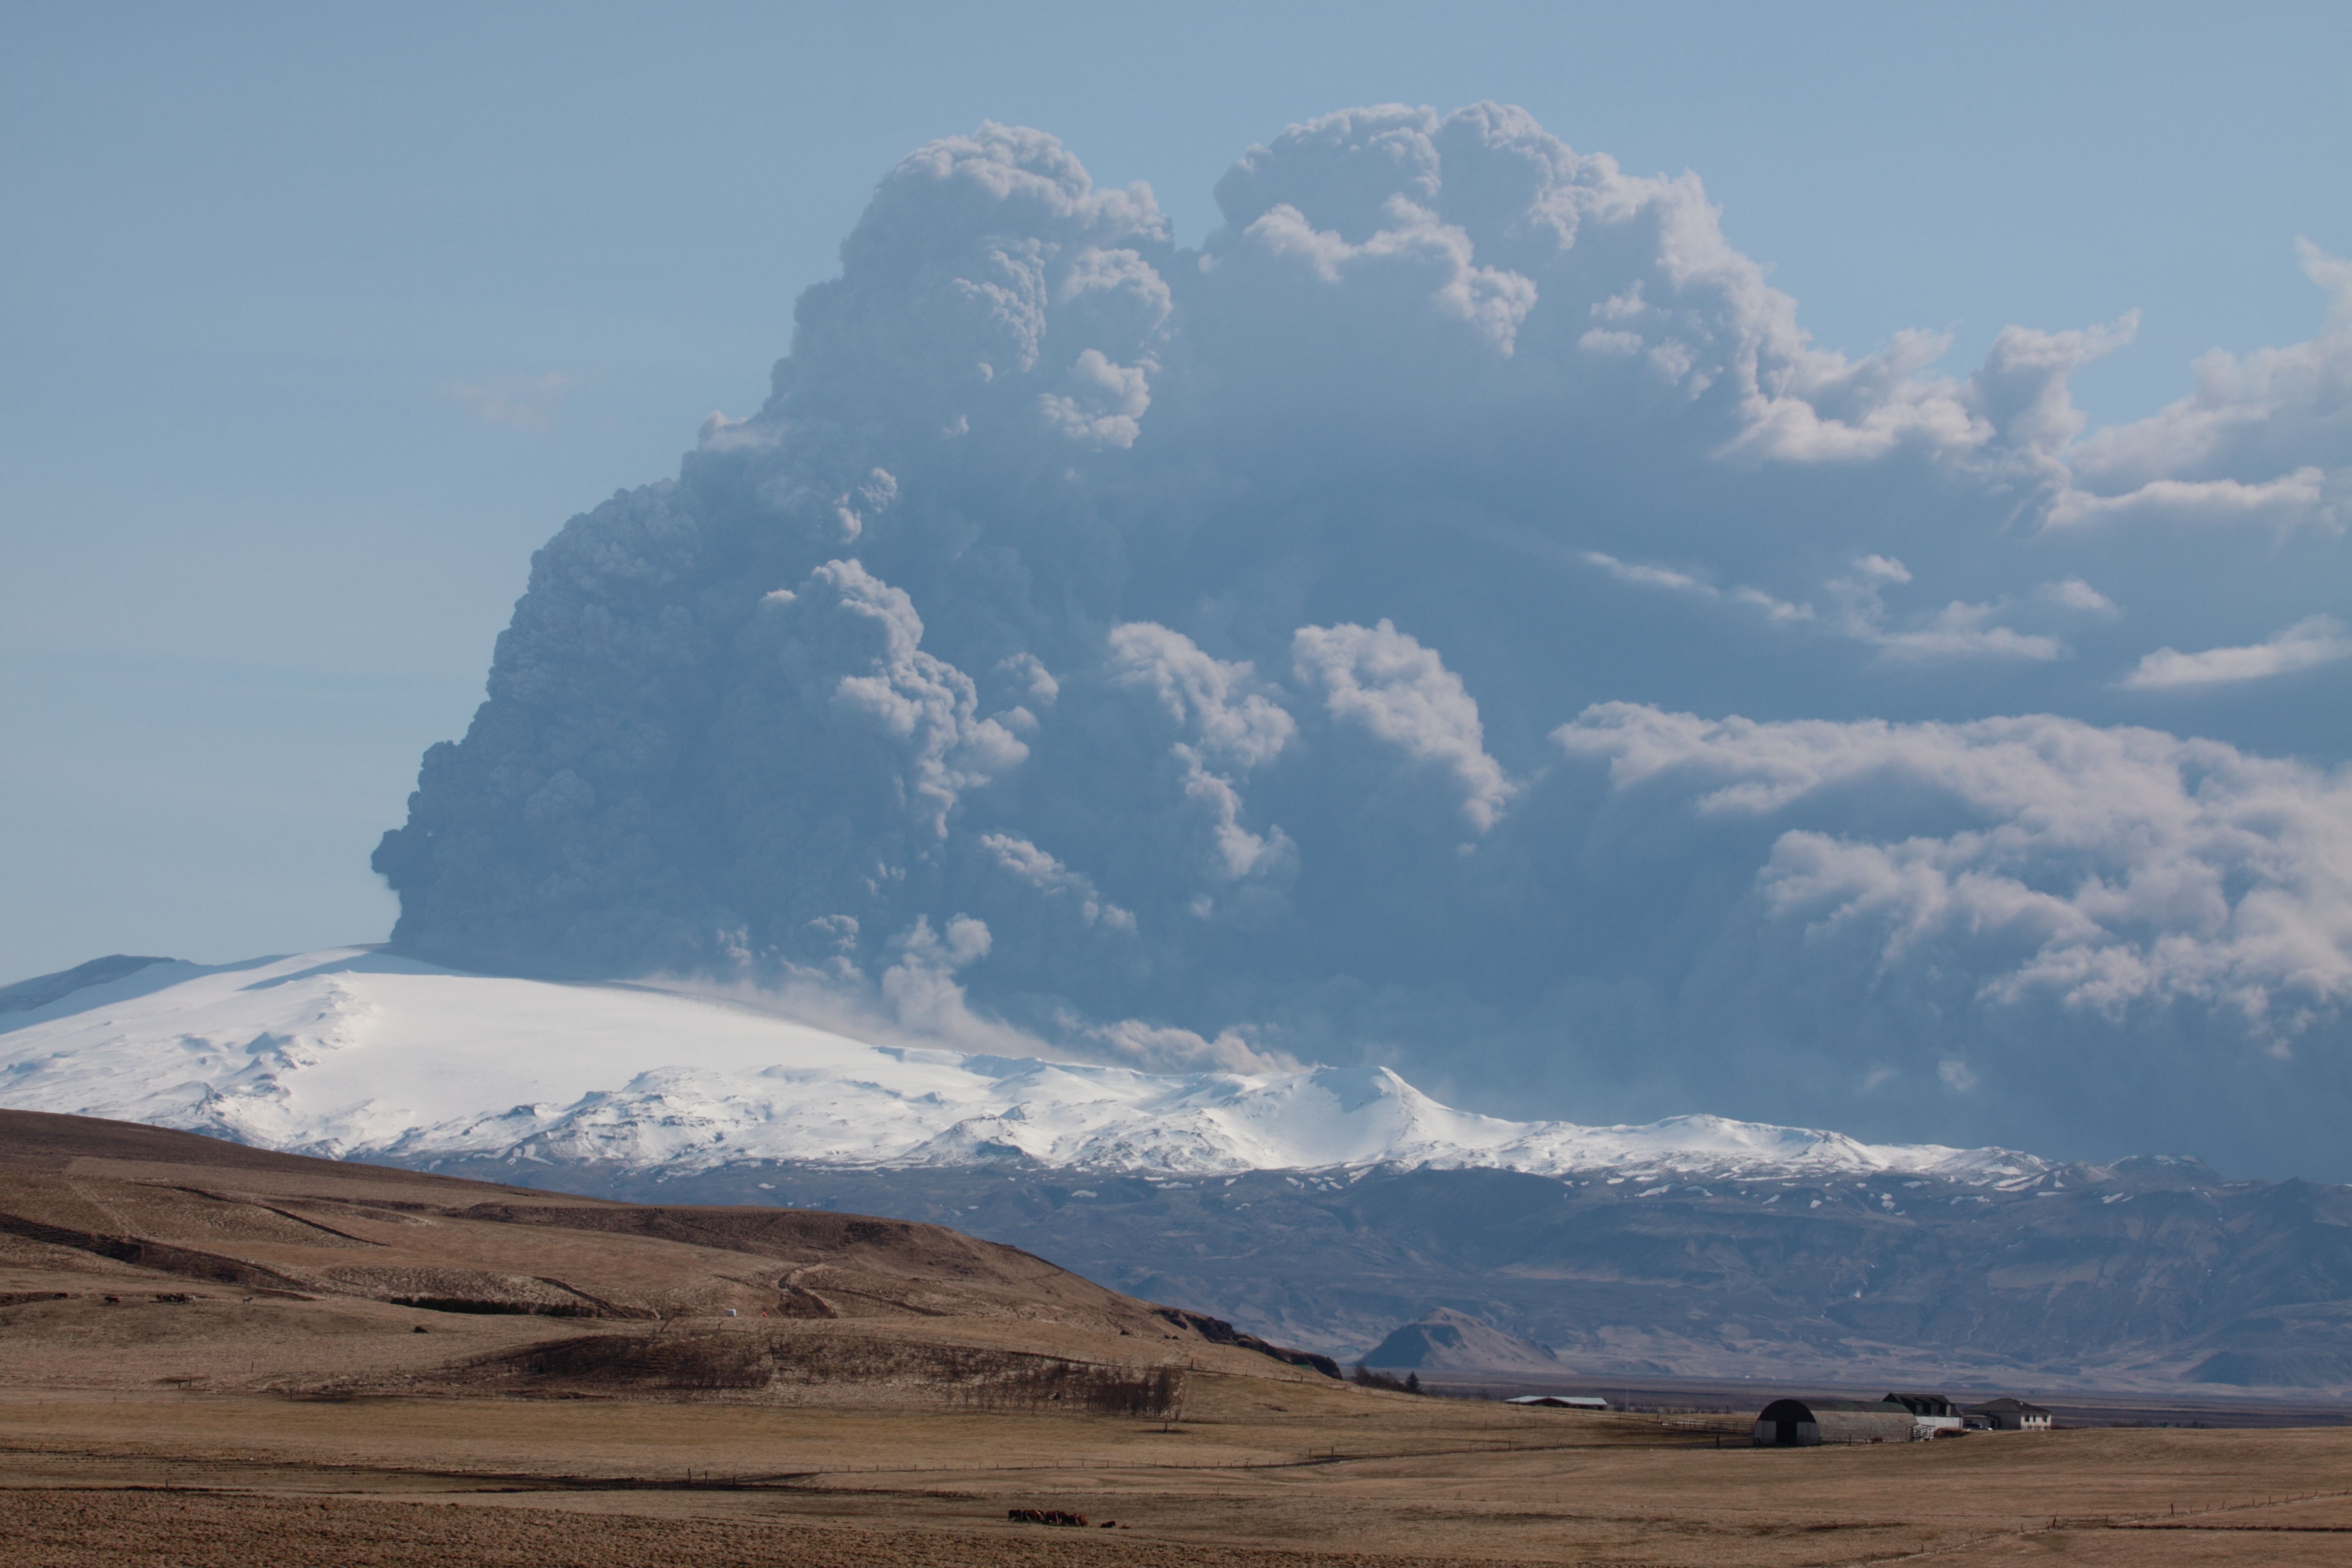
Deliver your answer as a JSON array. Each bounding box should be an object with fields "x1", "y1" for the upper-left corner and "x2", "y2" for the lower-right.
[{"x1": 4, "y1": 0, "x2": 2347, "y2": 989}]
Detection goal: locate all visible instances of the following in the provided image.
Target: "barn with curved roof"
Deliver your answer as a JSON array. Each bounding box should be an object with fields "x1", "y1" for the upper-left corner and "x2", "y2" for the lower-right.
[{"x1": 1751, "y1": 1397, "x2": 1917, "y2": 1446}]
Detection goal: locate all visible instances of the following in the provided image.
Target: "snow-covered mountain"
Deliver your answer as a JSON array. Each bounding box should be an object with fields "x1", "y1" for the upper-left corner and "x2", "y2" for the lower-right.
[{"x1": 0, "y1": 948, "x2": 2046, "y2": 1184}]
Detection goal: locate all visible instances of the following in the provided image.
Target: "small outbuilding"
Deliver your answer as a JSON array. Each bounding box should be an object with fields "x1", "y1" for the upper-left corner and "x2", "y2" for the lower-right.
[
  {"x1": 1962, "y1": 1397, "x2": 2052, "y2": 1431},
  {"x1": 1884, "y1": 1392, "x2": 1964, "y2": 1434},
  {"x1": 1751, "y1": 1397, "x2": 1917, "y2": 1446}
]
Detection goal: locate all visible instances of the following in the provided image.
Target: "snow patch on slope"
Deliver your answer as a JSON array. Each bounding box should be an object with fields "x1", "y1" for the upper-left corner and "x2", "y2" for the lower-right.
[{"x1": 0, "y1": 949, "x2": 2045, "y2": 1182}]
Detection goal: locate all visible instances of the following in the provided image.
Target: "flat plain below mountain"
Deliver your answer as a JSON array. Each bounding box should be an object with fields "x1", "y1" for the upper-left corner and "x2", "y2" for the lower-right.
[{"x1": 4, "y1": 1110, "x2": 2351, "y2": 1567}]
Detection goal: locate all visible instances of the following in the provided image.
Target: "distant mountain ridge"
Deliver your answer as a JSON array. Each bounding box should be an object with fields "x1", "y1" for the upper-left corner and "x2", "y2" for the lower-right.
[
  {"x1": 1361, "y1": 1308, "x2": 1561, "y2": 1374},
  {"x1": 515, "y1": 1157, "x2": 2352, "y2": 1394},
  {"x1": 0, "y1": 948, "x2": 2050, "y2": 1185},
  {"x1": 0, "y1": 954, "x2": 177, "y2": 1015},
  {"x1": 7, "y1": 948, "x2": 2349, "y2": 1395}
]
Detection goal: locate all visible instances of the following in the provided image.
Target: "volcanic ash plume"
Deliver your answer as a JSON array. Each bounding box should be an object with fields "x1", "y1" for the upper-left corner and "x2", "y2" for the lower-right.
[{"x1": 374, "y1": 106, "x2": 2352, "y2": 1176}]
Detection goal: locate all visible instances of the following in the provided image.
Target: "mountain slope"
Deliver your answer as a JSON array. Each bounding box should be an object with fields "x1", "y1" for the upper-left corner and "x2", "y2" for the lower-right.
[
  {"x1": 0, "y1": 955, "x2": 178, "y2": 1015},
  {"x1": 11, "y1": 950, "x2": 2351, "y2": 1395},
  {"x1": 0, "y1": 948, "x2": 2042, "y2": 1183}
]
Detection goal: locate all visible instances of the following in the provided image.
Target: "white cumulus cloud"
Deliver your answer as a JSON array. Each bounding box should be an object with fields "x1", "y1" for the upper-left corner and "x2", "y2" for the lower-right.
[
  {"x1": 1293, "y1": 619, "x2": 1515, "y2": 831},
  {"x1": 1555, "y1": 702, "x2": 2352, "y2": 1034},
  {"x1": 2121, "y1": 615, "x2": 2352, "y2": 690},
  {"x1": 2056, "y1": 241, "x2": 2351, "y2": 536}
]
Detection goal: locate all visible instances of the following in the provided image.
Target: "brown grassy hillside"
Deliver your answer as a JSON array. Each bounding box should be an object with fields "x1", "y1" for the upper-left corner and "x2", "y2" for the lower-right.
[{"x1": 0, "y1": 1109, "x2": 1332, "y2": 1407}]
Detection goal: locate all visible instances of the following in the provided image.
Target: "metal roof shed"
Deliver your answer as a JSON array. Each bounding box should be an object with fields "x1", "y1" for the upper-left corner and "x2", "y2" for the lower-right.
[{"x1": 1751, "y1": 1397, "x2": 1917, "y2": 1446}]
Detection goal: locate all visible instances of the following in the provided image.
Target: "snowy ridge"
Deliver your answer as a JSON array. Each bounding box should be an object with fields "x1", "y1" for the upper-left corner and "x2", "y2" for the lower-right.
[{"x1": 0, "y1": 949, "x2": 2046, "y2": 1183}]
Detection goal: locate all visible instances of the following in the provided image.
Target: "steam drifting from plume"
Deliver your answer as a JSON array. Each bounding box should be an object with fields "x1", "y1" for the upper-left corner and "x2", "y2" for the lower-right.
[{"x1": 377, "y1": 105, "x2": 2352, "y2": 1177}]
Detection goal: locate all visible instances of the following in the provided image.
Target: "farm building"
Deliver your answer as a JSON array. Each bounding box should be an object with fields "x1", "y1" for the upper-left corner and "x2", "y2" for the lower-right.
[
  {"x1": 1883, "y1": 1392, "x2": 1963, "y2": 1434},
  {"x1": 1963, "y1": 1398, "x2": 2052, "y2": 1430},
  {"x1": 1751, "y1": 1397, "x2": 1918, "y2": 1446}
]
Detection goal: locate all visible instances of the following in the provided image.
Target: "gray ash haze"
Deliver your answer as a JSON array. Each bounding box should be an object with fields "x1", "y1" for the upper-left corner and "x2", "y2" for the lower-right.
[{"x1": 373, "y1": 107, "x2": 2352, "y2": 1179}]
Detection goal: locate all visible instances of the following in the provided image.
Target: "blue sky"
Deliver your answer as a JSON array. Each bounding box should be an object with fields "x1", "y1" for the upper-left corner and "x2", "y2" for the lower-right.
[{"x1": 4, "y1": 0, "x2": 2347, "y2": 989}]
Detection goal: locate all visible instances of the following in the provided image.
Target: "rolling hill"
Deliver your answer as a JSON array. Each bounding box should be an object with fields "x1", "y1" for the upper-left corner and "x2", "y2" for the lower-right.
[{"x1": 0, "y1": 1108, "x2": 1335, "y2": 1405}]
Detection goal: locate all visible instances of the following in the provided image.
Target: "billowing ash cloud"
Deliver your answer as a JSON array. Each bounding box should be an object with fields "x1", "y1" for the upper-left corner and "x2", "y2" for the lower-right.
[{"x1": 375, "y1": 106, "x2": 2352, "y2": 1178}]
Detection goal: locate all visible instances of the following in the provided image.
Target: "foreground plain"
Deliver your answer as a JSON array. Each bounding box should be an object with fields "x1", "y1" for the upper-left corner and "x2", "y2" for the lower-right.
[
  {"x1": 3, "y1": 1109, "x2": 2349, "y2": 1564},
  {"x1": 3, "y1": 1388, "x2": 2350, "y2": 1566}
]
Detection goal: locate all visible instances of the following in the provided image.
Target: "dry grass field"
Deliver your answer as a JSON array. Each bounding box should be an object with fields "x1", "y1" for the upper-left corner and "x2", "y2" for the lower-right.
[
  {"x1": 3, "y1": 1110, "x2": 2348, "y2": 1566},
  {"x1": 4, "y1": 1385, "x2": 2349, "y2": 1567}
]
